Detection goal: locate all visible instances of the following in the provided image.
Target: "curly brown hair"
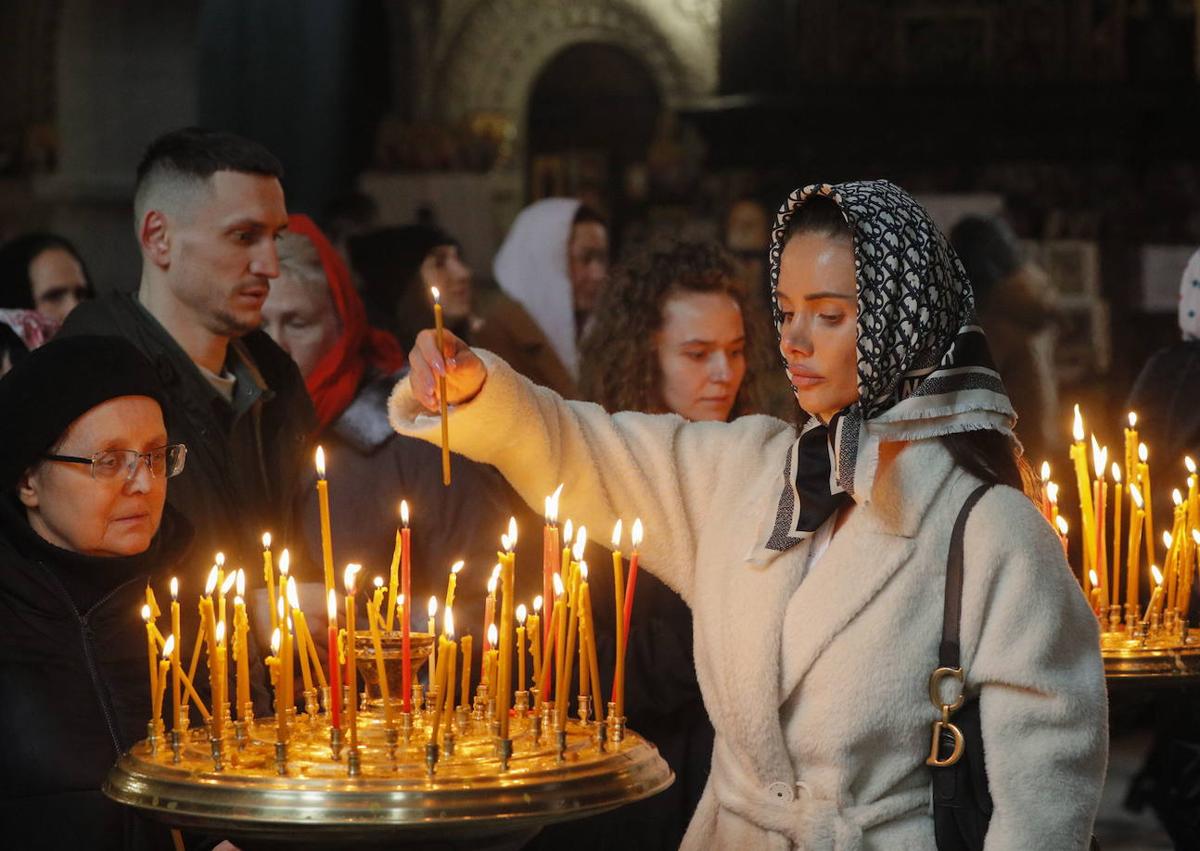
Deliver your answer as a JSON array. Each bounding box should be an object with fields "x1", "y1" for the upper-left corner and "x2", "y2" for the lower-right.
[{"x1": 578, "y1": 238, "x2": 774, "y2": 417}]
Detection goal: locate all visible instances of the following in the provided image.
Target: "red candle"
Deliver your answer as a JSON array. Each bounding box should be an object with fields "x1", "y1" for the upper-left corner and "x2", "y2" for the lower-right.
[
  {"x1": 326, "y1": 589, "x2": 341, "y2": 731},
  {"x1": 621, "y1": 519, "x2": 644, "y2": 648},
  {"x1": 400, "y1": 501, "x2": 412, "y2": 713}
]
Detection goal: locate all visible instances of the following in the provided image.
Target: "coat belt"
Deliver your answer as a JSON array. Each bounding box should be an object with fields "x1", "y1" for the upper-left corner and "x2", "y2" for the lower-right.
[{"x1": 707, "y1": 738, "x2": 928, "y2": 850}]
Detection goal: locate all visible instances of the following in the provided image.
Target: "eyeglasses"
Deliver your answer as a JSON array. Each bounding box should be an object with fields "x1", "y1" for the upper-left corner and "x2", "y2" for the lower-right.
[{"x1": 43, "y1": 444, "x2": 187, "y2": 481}]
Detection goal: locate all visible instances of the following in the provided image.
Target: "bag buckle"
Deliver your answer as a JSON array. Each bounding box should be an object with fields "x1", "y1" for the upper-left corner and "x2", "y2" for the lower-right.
[{"x1": 925, "y1": 666, "x2": 965, "y2": 768}]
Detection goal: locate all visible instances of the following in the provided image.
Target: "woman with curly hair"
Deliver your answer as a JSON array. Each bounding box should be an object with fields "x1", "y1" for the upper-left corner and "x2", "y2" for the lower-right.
[{"x1": 580, "y1": 238, "x2": 774, "y2": 423}]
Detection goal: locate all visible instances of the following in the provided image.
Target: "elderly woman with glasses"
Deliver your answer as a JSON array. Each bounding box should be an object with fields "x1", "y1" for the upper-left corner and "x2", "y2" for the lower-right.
[{"x1": 0, "y1": 335, "x2": 225, "y2": 850}]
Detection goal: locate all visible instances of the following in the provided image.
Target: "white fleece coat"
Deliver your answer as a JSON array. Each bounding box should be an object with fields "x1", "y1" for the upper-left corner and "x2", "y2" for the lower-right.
[{"x1": 389, "y1": 353, "x2": 1108, "y2": 851}]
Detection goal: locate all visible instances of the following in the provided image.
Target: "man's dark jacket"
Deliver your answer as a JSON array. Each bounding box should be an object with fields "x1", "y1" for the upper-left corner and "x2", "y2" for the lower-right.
[{"x1": 62, "y1": 294, "x2": 317, "y2": 570}]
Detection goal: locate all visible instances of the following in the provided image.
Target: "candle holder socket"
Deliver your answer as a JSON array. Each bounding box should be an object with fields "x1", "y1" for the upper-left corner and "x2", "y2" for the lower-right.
[
  {"x1": 606, "y1": 703, "x2": 626, "y2": 744},
  {"x1": 329, "y1": 726, "x2": 343, "y2": 761},
  {"x1": 515, "y1": 690, "x2": 530, "y2": 714},
  {"x1": 400, "y1": 711, "x2": 414, "y2": 745},
  {"x1": 455, "y1": 706, "x2": 470, "y2": 734},
  {"x1": 233, "y1": 720, "x2": 247, "y2": 749},
  {"x1": 303, "y1": 687, "x2": 319, "y2": 718},
  {"x1": 319, "y1": 685, "x2": 331, "y2": 714},
  {"x1": 210, "y1": 736, "x2": 225, "y2": 772},
  {"x1": 146, "y1": 721, "x2": 161, "y2": 756},
  {"x1": 594, "y1": 717, "x2": 608, "y2": 753},
  {"x1": 442, "y1": 727, "x2": 456, "y2": 758},
  {"x1": 498, "y1": 736, "x2": 513, "y2": 772},
  {"x1": 411, "y1": 683, "x2": 424, "y2": 713},
  {"x1": 175, "y1": 706, "x2": 190, "y2": 733},
  {"x1": 555, "y1": 729, "x2": 567, "y2": 764},
  {"x1": 531, "y1": 711, "x2": 543, "y2": 744},
  {"x1": 385, "y1": 726, "x2": 399, "y2": 763},
  {"x1": 274, "y1": 741, "x2": 287, "y2": 776},
  {"x1": 169, "y1": 729, "x2": 182, "y2": 764},
  {"x1": 347, "y1": 746, "x2": 361, "y2": 777},
  {"x1": 577, "y1": 694, "x2": 592, "y2": 726},
  {"x1": 425, "y1": 742, "x2": 439, "y2": 778}
]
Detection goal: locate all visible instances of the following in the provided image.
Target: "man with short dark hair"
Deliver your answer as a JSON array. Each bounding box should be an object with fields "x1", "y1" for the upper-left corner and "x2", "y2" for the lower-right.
[{"x1": 63, "y1": 127, "x2": 316, "y2": 570}]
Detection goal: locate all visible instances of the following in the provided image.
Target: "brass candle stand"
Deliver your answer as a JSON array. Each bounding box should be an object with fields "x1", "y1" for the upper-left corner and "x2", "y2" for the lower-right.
[
  {"x1": 1096, "y1": 605, "x2": 1200, "y2": 682},
  {"x1": 105, "y1": 630, "x2": 671, "y2": 844}
]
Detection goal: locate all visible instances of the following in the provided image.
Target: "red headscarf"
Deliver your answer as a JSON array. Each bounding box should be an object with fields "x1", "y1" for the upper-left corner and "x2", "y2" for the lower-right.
[{"x1": 287, "y1": 215, "x2": 407, "y2": 430}]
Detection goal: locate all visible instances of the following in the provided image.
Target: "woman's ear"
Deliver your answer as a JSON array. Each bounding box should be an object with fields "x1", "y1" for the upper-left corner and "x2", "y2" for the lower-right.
[{"x1": 17, "y1": 469, "x2": 40, "y2": 509}]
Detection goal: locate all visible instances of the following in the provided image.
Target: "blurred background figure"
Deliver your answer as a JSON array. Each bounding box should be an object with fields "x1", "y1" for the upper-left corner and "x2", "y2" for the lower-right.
[
  {"x1": 263, "y1": 215, "x2": 541, "y2": 642},
  {"x1": 532, "y1": 239, "x2": 775, "y2": 850},
  {"x1": 0, "y1": 232, "x2": 93, "y2": 324},
  {"x1": 0, "y1": 309, "x2": 58, "y2": 378},
  {"x1": 347, "y1": 224, "x2": 475, "y2": 353},
  {"x1": 951, "y1": 215, "x2": 1060, "y2": 464},
  {"x1": 1127, "y1": 246, "x2": 1200, "y2": 472},
  {"x1": 490, "y1": 199, "x2": 610, "y2": 396}
]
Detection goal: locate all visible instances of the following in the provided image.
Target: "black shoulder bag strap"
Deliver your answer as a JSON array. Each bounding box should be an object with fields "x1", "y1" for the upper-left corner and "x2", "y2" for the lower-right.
[{"x1": 929, "y1": 483, "x2": 993, "y2": 851}]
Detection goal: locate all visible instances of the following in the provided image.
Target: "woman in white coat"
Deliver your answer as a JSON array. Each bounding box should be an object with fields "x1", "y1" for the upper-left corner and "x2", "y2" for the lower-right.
[{"x1": 391, "y1": 181, "x2": 1107, "y2": 850}]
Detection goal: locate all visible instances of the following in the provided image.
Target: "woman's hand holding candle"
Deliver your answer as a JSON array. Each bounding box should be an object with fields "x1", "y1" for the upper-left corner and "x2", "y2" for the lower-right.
[{"x1": 408, "y1": 327, "x2": 487, "y2": 412}]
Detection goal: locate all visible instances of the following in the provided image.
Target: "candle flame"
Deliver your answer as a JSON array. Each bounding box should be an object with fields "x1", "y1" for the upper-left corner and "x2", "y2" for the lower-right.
[
  {"x1": 580, "y1": 561, "x2": 589, "y2": 580},
  {"x1": 205, "y1": 565, "x2": 219, "y2": 596},
  {"x1": 545, "y1": 483, "x2": 564, "y2": 524},
  {"x1": 400, "y1": 499, "x2": 409, "y2": 526},
  {"x1": 162, "y1": 634, "x2": 175, "y2": 658},
  {"x1": 1128, "y1": 411, "x2": 1138, "y2": 428},
  {"x1": 1089, "y1": 569, "x2": 1098, "y2": 587},
  {"x1": 1047, "y1": 482, "x2": 1059, "y2": 504},
  {"x1": 1090, "y1": 436, "x2": 1106, "y2": 478},
  {"x1": 1188, "y1": 456, "x2": 1198, "y2": 475},
  {"x1": 277, "y1": 596, "x2": 285, "y2": 620},
  {"x1": 215, "y1": 552, "x2": 225, "y2": 568},
  {"x1": 1131, "y1": 483, "x2": 1145, "y2": 509},
  {"x1": 611, "y1": 519, "x2": 623, "y2": 549},
  {"x1": 170, "y1": 577, "x2": 179, "y2": 600},
  {"x1": 1111, "y1": 462, "x2": 1121, "y2": 483},
  {"x1": 315, "y1": 445, "x2": 326, "y2": 478},
  {"x1": 1055, "y1": 515, "x2": 1069, "y2": 536},
  {"x1": 1072, "y1": 404, "x2": 1084, "y2": 442},
  {"x1": 553, "y1": 573, "x2": 565, "y2": 597},
  {"x1": 397, "y1": 593, "x2": 405, "y2": 610},
  {"x1": 234, "y1": 595, "x2": 243, "y2": 607},
  {"x1": 1040, "y1": 461, "x2": 1050, "y2": 481},
  {"x1": 215, "y1": 620, "x2": 226, "y2": 644},
  {"x1": 517, "y1": 603, "x2": 527, "y2": 625},
  {"x1": 1193, "y1": 528, "x2": 1200, "y2": 546},
  {"x1": 1139, "y1": 442, "x2": 1148, "y2": 463},
  {"x1": 487, "y1": 574, "x2": 499, "y2": 594},
  {"x1": 491, "y1": 563, "x2": 501, "y2": 580},
  {"x1": 428, "y1": 595, "x2": 438, "y2": 618},
  {"x1": 563, "y1": 518, "x2": 574, "y2": 546},
  {"x1": 271, "y1": 628, "x2": 281, "y2": 654},
  {"x1": 141, "y1": 603, "x2": 151, "y2": 622},
  {"x1": 1152, "y1": 564, "x2": 1164, "y2": 586},
  {"x1": 533, "y1": 595, "x2": 543, "y2": 613},
  {"x1": 287, "y1": 576, "x2": 300, "y2": 608},
  {"x1": 487, "y1": 622, "x2": 498, "y2": 646},
  {"x1": 374, "y1": 575, "x2": 384, "y2": 589},
  {"x1": 573, "y1": 526, "x2": 587, "y2": 561},
  {"x1": 221, "y1": 572, "x2": 236, "y2": 596},
  {"x1": 1164, "y1": 530, "x2": 1174, "y2": 549},
  {"x1": 236, "y1": 569, "x2": 245, "y2": 597},
  {"x1": 343, "y1": 563, "x2": 361, "y2": 594},
  {"x1": 279, "y1": 549, "x2": 290, "y2": 576},
  {"x1": 262, "y1": 532, "x2": 271, "y2": 549},
  {"x1": 327, "y1": 588, "x2": 337, "y2": 621},
  {"x1": 451, "y1": 560, "x2": 465, "y2": 576},
  {"x1": 507, "y1": 516, "x2": 518, "y2": 546},
  {"x1": 500, "y1": 533, "x2": 511, "y2": 552},
  {"x1": 632, "y1": 518, "x2": 644, "y2": 548},
  {"x1": 1174, "y1": 489, "x2": 1185, "y2": 507},
  {"x1": 430, "y1": 285, "x2": 441, "y2": 304},
  {"x1": 444, "y1": 607, "x2": 454, "y2": 638}
]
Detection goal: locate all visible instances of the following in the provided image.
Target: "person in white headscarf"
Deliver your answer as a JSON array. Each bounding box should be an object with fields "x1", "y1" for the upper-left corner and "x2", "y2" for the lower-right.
[
  {"x1": 1128, "y1": 247, "x2": 1200, "y2": 473},
  {"x1": 394, "y1": 180, "x2": 1106, "y2": 850},
  {"x1": 490, "y1": 198, "x2": 610, "y2": 387}
]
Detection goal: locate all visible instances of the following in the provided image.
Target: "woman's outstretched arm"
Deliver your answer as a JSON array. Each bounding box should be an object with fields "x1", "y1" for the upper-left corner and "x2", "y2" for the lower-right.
[{"x1": 390, "y1": 329, "x2": 790, "y2": 603}]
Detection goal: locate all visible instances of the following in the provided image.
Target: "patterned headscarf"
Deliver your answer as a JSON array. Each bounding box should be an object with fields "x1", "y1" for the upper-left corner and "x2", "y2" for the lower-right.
[
  {"x1": 763, "y1": 181, "x2": 1016, "y2": 553},
  {"x1": 1178, "y1": 248, "x2": 1200, "y2": 342}
]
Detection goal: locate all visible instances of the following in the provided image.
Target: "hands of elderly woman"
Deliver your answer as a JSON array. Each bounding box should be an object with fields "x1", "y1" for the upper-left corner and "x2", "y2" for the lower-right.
[{"x1": 408, "y1": 328, "x2": 488, "y2": 412}]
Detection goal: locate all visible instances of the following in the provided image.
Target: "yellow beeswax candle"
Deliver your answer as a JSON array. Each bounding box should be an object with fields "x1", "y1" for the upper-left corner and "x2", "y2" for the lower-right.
[
  {"x1": 234, "y1": 595, "x2": 251, "y2": 719},
  {"x1": 155, "y1": 637, "x2": 172, "y2": 731},
  {"x1": 1111, "y1": 463, "x2": 1123, "y2": 609},
  {"x1": 427, "y1": 596, "x2": 438, "y2": 682},
  {"x1": 1144, "y1": 564, "x2": 1164, "y2": 622},
  {"x1": 315, "y1": 447, "x2": 335, "y2": 596},
  {"x1": 141, "y1": 605, "x2": 158, "y2": 713},
  {"x1": 262, "y1": 533, "x2": 277, "y2": 634},
  {"x1": 367, "y1": 591, "x2": 394, "y2": 726},
  {"x1": 539, "y1": 576, "x2": 564, "y2": 709},
  {"x1": 497, "y1": 519, "x2": 517, "y2": 738},
  {"x1": 216, "y1": 552, "x2": 228, "y2": 628},
  {"x1": 1124, "y1": 412, "x2": 1139, "y2": 494},
  {"x1": 269, "y1": 628, "x2": 284, "y2": 742},
  {"x1": 213, "y1": 620, "x2": 227, "y2": 739},
  {"x1": 529, "y1": 599, "x2": 542, "y2": 696},
  {"x1": 1139, "y1": 443, "x2": 1156, "y2": 570},
  {"x1": 288, "y1": 578, "x2": 314, "y2": 696},
  {"x1": 169, "y1": 578, "x2": 182, "y2": 731},
  {"x1": 431, "y1": 286, "x2": 451, "y2": 485},
  {"x1": 1128, "y1": 485, "x2": 1146, "y2": 613},
  {"x1": 543, "y1": 485, "x2": 563, "y2": 647},
  {"x1": 460, "y1": 634, "x2": 472, "y2": 708},
  {"x1": 611, "y1": 520, "x2": 625, "y2": 715},
  {"x1": 442, "y1": 610, "x2": 456, "y2": 731},
  {"x1": 1070, "y1": 406, "x2": 1096, "y2": 577},
  {"x1": 344, "y1": 564, "x2": 362, "y2": 752},
  {"x1": 1091, "y1": 439, "x2": 1108, "y2": 605},
  {"x1": 445, "y1": 560, "x2": 464, "y2": 614},
  {"x1": 385, "y1": 507, "x2": 402, "y2": 632},
  {"x1": 581, "y1": 576, "x2": 602, "y2": 712},
  {"x1": 556, "y1": 554, "x2": 583, "y2": 731}
]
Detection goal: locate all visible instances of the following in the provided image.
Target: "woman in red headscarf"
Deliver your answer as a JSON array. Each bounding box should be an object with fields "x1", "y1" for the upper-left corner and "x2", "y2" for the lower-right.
[{"x1": 263, "y1": 216, "x2": 541, "y2": 629}]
